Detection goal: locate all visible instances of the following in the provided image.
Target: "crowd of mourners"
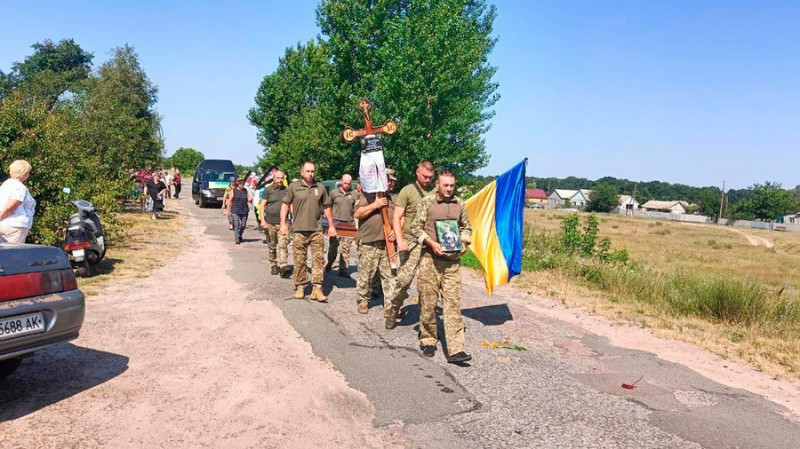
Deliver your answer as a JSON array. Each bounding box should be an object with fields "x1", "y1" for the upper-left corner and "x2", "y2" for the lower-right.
[{"x1": 222, "y1": 160, "x2": 474, "y2": 364}]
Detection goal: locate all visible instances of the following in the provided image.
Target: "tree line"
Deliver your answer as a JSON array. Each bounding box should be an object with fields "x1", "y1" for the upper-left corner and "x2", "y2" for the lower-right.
[
  {"x1": 248, "y1": 0, "x2": 499, "y2": 187},
  {"x1": 1, "y1": 39, "x2": 163, "y2": 244},
  {"x1": 466, "y1": 173, "x2": 800, "y2": 221}
]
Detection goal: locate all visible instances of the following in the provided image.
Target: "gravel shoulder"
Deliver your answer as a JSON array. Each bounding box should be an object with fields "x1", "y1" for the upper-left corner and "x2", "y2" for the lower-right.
[{"x1": 0, "y1": 198, "x2": 397, "y2": 448}]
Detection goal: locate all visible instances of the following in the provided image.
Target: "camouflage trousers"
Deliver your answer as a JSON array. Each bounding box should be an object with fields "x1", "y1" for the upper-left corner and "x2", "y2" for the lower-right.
[
  {"x1": 264, "y1": 223, "x2": 289, "y2": 268},
  {"x1": 391, "y1": 235, "x2": 423, "y2": 310},
  {"x1": 293, "y1": 231, "x2": 325, "y2": 286},
  {"x1": 417, "y1": 251, "x2": 464, "y2": 356},
  {"x1": 357, "y1": 242, "x2": 396, "y2": 313},
  {"x1": 327, "y1": 235, "x2": 354, "y2": 272}
]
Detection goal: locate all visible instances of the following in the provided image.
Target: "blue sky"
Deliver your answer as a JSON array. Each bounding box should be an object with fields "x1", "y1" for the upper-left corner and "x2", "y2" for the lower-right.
[{"x1": 1, "y1": 1, "x2": 798, "y2": 189}]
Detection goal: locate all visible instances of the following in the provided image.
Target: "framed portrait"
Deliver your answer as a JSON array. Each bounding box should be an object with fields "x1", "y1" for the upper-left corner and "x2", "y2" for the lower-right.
[{"x1": 435, "y1": 219, "x2": 462, "y2": 252}]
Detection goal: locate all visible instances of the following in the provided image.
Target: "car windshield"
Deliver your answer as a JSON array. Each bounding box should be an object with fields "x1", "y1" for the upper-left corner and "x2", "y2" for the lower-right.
[{"x1": 203, "y1": 171, "x2": 236, "y2": 182}]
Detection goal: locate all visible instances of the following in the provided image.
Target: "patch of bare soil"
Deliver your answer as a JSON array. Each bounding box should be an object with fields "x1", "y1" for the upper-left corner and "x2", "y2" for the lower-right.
[{"x1": 1, "y1": 200, "x2": 398, "y2": 448}]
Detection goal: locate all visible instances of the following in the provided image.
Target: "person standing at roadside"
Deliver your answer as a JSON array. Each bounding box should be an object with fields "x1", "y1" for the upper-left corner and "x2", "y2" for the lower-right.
[
  {"x1": 386, "y1": 160, "x2": 436, "y2": 324},
  {"x1": 326, "y1": 174, "x2": 356, "y2": 278},
  {"x1": 260, "y1": 170, "x2": 290, "y2": 277},
  {"x1": 0, "y1": 160, "x2": 36, "y2": 244},
  {"x1": 280, "y1": 162, "x2": 336, "y2": 302},
  {"x1": 410, "y1": 170, "x2": 472, "y2": 363},
  {"x1": 228, "y1": 179, "x2": 252, "y2": 245},
  {"x1": 172, "y1": 169, "x2": 182, "y2": 199},
  {"x1": 354, "y1": 169, "x2": 397, "y2": 316},
  {"x1": 145, "y1": 173, "x2": 168, "y2": 220}
]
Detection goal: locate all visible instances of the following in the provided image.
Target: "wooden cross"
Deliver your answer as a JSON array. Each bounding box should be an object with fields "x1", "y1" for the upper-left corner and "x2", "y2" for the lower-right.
[
  {"x1": 341, "y1": 99, "x2": 399, "y2": 269},
  {"x1": 341, "y1": 98, "x2": 398, "y2": 143}
]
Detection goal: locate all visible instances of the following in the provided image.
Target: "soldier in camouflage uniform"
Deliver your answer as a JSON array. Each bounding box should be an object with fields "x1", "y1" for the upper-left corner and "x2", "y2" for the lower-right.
[
  {"x1": 353, "y1": 170, "x2": 397, "y2": 315},
  {"x1": 280, "y1": 162, "x2": 336, "y2": 302},
  {"x1": 259, "y1": 170, "x2": 291, "y2": 277},
  {"x1": 326, "y1": 174, "x2": 356, "y2": 277},
  {"x1": 409, "y1": 170, "x2": 473, "y2": 363},
  {"x1": 386, "y1": 160, "x2": 436, "y2": 328}
]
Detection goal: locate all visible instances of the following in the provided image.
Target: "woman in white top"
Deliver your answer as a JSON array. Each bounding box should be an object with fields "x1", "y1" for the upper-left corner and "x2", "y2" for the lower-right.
[{"x1": 0, "y1": 160, "x2": 36, "y2": 244}]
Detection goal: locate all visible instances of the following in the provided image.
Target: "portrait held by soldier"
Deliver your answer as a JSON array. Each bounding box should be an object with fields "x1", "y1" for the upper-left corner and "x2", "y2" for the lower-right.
[
  {"x1": 280, "y1": 161, "x2": 336, "y2": 302},
  {"x1": 409, "y1": 170, "x2": 473, "y2": 364}
]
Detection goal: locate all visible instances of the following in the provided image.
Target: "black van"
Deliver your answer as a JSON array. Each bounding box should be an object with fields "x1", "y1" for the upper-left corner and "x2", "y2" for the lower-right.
[{"x1": 191, "y1": 159, "x2": 236, "y2": 207}]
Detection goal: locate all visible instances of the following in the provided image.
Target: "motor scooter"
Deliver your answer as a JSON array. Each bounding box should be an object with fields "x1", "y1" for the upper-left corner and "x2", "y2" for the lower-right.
[{"x1": 63, "y1": 199, "x2": 106, "y2": 277}]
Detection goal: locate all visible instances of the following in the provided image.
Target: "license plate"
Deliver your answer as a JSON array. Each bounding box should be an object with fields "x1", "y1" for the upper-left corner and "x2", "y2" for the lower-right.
[
  {"x1": 0, "y1": 312, "x2": 45, "y2": 341},
  {"x1": 73, "y1": 249, "x2": 85, "y2": 259},
  {"x1": 216, "y1": 197, "x2": 224, "y2": 201}
]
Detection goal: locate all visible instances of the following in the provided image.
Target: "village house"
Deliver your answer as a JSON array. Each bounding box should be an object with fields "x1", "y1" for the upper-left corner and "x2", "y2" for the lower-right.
[
  {"x1": 783, "y1": 212, "x2": 800, "y2": 224},
  {"x1": 548, "y1": 189, "x2": 591, "y2": 208},
  {"x1": 640, "y1": 200, "x2": 689, "y2": 214},
  {"x1": 616, "y1": 194, "x2": 639, "y2": 214},
  {"x1": 525, "y1": 188, "x2": 548, "y2": 205}
]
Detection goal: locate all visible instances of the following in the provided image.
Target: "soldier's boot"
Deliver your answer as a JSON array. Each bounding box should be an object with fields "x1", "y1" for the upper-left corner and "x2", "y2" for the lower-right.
[
  {"x1": 358, "y1": 302, "x2": 369, "y2": 314},
  {"x1": 294, "y1": 285, "x2": 305, "y2": 299},
  {"x1": 384, "y1": 307, "x2": 398, "y2": 330},
  {"x1": 310, "y1": 285, "x2": 328, "y2": 302}
]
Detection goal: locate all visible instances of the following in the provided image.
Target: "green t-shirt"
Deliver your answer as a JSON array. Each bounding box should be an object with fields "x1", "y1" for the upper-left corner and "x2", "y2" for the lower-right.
[
  {"x1": 329, "y1": 187, "x2": 356, "y2": 224},
  {"x1": 283, "y1": 180, "x2": 331, "y2": 232},
  {"x1": 395, "y1": 182, "x2": 435, "y2": 235},
  {"x1": 262, "y1": 184, "x2": 286, "y2": 224},
  {"x1": 356, "y1": 192, "x2": 394, "y2": 244}
]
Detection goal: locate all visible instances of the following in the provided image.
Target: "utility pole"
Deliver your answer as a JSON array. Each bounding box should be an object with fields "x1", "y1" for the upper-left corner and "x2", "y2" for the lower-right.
[{"x1": 718, "y1": 180, "x2": 726, "y2": 223}]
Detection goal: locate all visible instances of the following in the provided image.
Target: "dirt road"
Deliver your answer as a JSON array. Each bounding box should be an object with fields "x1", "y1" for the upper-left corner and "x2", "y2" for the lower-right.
[{"x1": 0, "y1": 200, "x2": 398, "y2": 448}]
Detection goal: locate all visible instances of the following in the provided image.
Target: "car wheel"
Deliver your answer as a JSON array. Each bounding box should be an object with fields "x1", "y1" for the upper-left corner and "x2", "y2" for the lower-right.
[
  {"x1": 0, "y1": 357, "x2": 22, "y2": 380},
  {"x1": 199, "y1": 196, "x2": 206, "y2": 208},
  {"x1": 194, "y1": 197, "x2": 199, "y2": 206}
]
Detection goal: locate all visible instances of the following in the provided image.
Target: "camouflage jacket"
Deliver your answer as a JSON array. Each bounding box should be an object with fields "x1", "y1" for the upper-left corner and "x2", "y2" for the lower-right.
[{"x1": 410, "y1": 192, "x2": 472, "y2": 261}]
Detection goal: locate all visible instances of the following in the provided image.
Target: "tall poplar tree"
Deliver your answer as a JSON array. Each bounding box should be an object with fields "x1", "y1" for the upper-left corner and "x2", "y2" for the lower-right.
[{"x1": 249, "y1": 0, "x2": 498, "y2": 184}]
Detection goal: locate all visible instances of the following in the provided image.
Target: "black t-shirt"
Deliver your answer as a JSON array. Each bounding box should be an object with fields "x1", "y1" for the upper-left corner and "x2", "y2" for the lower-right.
[{"x1": 147, "y1": 181, "x2": 166, "y2": 201}]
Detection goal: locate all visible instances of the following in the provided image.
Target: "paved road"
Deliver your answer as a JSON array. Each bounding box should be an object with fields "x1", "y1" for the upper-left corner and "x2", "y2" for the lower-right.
[{"x1": 197, "y1": 203, "x2": 799, "y2": 448}]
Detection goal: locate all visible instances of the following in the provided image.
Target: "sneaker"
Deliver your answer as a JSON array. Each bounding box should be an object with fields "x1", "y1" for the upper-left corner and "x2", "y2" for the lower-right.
[
  {"x1": 357, "y1": 303, "x2": 369, "y2": 314},
  {"x1": 271, "y1": 266, "x2": 279, "y2": 275},
  {"x1": 338, "y1": 270, "x2": 351, "y2": 279},
  {"x1": 280, "y1": 266, "x2": 292, "y2": 278},
  {"x1": 445, "y1": 351, "x2": 472, "y2": 364},
  {"x1": 421, "y1": 346, "x2": 436, "y2": 357}
]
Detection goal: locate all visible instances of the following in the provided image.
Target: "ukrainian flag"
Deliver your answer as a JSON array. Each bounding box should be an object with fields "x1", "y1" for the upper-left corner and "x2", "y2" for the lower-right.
[{"x1": 465, "y1": 159, "x2": 527, "y2": 294}]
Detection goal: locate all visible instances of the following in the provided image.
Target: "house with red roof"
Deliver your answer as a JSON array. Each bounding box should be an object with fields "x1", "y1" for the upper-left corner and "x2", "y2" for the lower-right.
[{"x1": 526, "y1": 188, "x2": 548, "y2": 205}]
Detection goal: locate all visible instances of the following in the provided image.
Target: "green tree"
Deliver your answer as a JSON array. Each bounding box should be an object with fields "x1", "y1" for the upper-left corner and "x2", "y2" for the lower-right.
[
  {"x1": 697, "y1": 188, "x2": 722, "y2": 218},
  {"x1": 0, "y1": 39, "x2": 93, "y2": 108},
  {"x1": 78, "y1": 45, "x2": 163, "y2": 177},
  {"x1": 250, "y1": 0, "x2": 498, "y2": 185},
  {"x1": 734, "y1": 182, "x2": 798, "y2": 221},
  {"x1": 585, "y1": 182, "x2": 619, "y2": 213},
  {"x1": 169, "y1": 147, "x2": 205, "y2": 175}
]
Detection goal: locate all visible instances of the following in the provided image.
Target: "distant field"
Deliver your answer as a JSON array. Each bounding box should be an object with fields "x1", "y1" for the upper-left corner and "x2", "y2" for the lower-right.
[
  {"x1": 525, "y1": 210, "x2": 800, "y2": 293},
  {"x1": 514, "y1": 209, "x2": 800, "y2": 380}
]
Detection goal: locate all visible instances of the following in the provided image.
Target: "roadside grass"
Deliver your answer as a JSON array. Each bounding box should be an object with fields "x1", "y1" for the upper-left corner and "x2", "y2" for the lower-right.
[
  {"x1": 76, "y1": 200, "x2": 192, "y2": 297},
  {"x1": 465, "y1": 210, "x2": 800, "y2": 380}
]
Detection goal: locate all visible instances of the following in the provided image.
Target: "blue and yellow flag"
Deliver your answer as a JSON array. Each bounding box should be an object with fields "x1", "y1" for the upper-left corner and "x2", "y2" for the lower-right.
[{"x1": 465, "y1": 159, "x2": 527, "y2": 294}]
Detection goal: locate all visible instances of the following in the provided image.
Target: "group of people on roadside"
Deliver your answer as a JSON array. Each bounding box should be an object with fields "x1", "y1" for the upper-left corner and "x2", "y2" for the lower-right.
[
  {"x1": 135, "y1": 167, "x2": 183, "y2": 219},
  {"x1": 227, "y1": 160, "x2": 474, "y2": 364}
]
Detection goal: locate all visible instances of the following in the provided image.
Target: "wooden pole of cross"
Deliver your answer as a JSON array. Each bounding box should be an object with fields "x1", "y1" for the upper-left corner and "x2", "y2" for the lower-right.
[{"x1": 342, "y1": 99, "x2": 399, "y2": 268}]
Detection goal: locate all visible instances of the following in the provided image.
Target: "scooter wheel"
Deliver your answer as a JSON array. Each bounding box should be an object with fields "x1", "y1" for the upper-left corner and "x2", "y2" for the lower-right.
[{"x1": 77, "y1": 260, "x2": 94, "y2": 277}]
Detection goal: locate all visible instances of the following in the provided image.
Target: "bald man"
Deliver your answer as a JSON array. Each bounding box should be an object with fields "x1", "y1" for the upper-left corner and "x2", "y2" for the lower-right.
[{"x1": 326, "y1": 173, "x2": 356, "y2": 277}]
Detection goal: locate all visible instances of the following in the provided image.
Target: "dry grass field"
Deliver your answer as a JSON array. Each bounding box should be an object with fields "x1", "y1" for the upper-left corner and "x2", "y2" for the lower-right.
[
  {"x1": 76, "y1": 200, "x2": 192, "y2": 297},
  {"x1": 515, "y1": 209, "x2": 800, "y2": 381}
]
